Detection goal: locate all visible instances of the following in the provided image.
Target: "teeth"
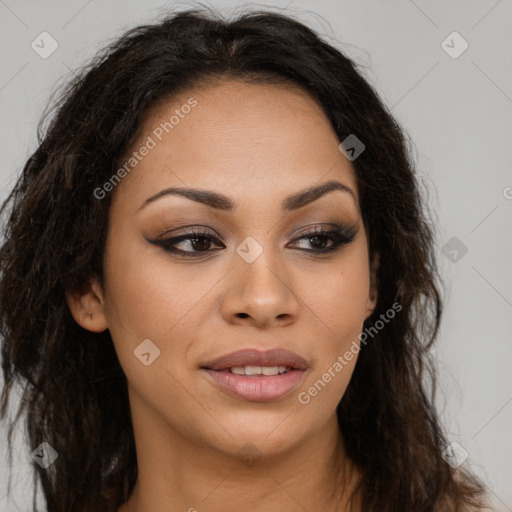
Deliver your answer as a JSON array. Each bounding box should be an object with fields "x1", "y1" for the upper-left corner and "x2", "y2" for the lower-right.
[{"x1": 229, "y1": 365, "x2": 288, "y2": 376}]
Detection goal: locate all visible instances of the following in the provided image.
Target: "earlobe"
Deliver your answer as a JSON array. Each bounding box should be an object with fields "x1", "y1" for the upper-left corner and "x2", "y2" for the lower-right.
[{"x1": 66, "y1": 279, "x2": 109, "y2": 333}]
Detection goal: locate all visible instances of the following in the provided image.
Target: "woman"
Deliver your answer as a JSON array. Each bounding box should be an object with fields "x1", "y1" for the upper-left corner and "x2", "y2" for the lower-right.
[{"x1": 0, "y1": 6, "x2": 489, "y2": 512}]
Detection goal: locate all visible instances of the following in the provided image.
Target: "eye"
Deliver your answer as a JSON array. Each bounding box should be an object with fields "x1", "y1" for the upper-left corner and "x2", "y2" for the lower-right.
[
  {"x1": 288, "y1": 225, "x2": 357, "y2": 254},
  {"x1": 149, "y1": 229, "x2": 225, "y2": 257},
  {"x1": 147, "y1": 223, "x2": 357, "y2": 258}
]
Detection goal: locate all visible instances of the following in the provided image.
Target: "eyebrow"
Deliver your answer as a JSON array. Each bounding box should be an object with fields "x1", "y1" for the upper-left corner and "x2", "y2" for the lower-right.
[{"x1": 138, "y1": 179, "x2": 356, "y2": 212}]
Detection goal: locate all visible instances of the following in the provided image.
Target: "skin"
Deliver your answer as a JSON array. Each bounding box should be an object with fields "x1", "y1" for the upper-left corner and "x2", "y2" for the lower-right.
[{"x1": 67, "y1": 79, "x2": 379, "y2": 512}]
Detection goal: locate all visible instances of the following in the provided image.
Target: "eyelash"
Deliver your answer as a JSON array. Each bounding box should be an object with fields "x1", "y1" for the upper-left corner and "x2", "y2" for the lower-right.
[{"x1": 149, "y1": 225, "x2": 357, "y2": 257}]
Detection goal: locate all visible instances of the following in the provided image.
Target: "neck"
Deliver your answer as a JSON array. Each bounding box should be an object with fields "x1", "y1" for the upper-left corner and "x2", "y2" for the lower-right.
[{"x1": 118, "y1": 396, "x2": 361, "y2": 512}]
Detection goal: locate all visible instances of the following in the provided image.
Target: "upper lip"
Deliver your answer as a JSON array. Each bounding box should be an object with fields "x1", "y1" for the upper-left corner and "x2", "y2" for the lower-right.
[{"x1": 202, "y1": 348, "x2": 308, "y2": 371}]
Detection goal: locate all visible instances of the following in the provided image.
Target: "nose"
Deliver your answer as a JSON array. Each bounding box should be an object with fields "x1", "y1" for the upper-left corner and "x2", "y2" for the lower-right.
[{"x1": 219, "y1": 247, "x2": 301, "y2": 329}]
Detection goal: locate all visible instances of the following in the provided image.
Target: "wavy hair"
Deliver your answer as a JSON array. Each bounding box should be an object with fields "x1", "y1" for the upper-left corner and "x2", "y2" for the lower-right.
[{"x1": 0, "y1": 6, "x2": 488, "y2": 512}]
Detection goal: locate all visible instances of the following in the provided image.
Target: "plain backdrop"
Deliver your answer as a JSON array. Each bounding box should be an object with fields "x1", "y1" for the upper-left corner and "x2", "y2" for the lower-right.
[{"x1": 1, "y1": 0, "x2": 511, "y2": 510}]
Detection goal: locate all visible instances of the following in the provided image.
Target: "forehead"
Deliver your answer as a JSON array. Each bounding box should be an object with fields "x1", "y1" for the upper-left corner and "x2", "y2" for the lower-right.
[{"x1": 113, "y1": 79, "x2": 359, "y2": 212}]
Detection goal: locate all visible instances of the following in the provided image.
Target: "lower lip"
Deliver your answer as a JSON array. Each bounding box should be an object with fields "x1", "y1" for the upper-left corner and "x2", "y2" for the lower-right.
[{"x1": 203, "y1": 369, "x2": 306, "y2": 402}]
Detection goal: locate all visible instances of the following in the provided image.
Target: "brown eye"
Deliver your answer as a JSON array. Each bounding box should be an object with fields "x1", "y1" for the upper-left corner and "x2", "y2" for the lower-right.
[
  {"x1": 149, "y1": 229, "x2": 225, "y2": 256},
  {"x1": 148, "y1": 224, "x2": 357, "y2": 258},
  {"x1": 288, "y1": 225, "x2": 357, "y2": 253}
]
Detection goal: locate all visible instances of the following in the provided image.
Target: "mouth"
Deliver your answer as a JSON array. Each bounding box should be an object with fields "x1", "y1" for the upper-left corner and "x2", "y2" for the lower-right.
[
  {"x1": 201, "y1": 348, "x2": 308, "y2": 402},
  {"x1": 201, "y1": 348, "x2": 308, "y2": 371},
  {"x1": 215, "y1": 365, "x2": 292, "y2": 376}
]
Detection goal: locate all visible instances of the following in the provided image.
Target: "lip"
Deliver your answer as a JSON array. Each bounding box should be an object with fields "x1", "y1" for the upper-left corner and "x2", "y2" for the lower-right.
[
  {"x1": 201, "y1": 348, "x2": 309, "y2": 402},
  {"x1": 201, "y1": 348, "x2": 308, "y2": 371}
]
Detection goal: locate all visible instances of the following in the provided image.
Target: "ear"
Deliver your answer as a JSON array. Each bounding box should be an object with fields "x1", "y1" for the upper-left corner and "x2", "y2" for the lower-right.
[
  {"x1": 66, "y1": 279, "x2": 109, "y2": 333},
  {"x1": 365, "y1": 252, "x2": 379, "y2": 319}
]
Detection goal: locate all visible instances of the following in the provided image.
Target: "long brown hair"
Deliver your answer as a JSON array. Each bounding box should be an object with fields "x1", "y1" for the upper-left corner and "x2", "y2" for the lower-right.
[{"x1": 0, "y1": 6, "x2": 488, "y2": 511}]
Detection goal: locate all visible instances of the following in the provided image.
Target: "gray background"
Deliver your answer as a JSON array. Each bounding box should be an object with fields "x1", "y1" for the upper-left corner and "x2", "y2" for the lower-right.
[{"x1": 1, "y1": 0, "x2": 511, "y2": 510}]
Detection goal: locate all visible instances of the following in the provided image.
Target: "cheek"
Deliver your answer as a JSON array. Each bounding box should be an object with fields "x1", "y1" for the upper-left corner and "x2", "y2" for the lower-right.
[
  {"x1": 298, "y1": 247, "x2": 370, "y2": 402},
  {"x1": 297, "y1": 275, "x2": 368, "y2": 417},
  {"x1": 308, "y1": 249, "x2": 371, "y2": 337},
  {"x1": 102, "y1": 235, "x2": 209, "y2": 336},
  {"x1": 101, "y1": 234, "x2": 229, "y2": 383}
]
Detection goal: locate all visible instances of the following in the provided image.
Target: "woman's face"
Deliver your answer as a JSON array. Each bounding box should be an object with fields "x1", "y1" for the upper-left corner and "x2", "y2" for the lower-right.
[{"x1": 73, "y1": 79, "x2": 377, "y2": 462}]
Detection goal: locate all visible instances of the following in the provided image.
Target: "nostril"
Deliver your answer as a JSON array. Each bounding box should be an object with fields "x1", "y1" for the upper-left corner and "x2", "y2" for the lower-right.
[{"x1": 237, "y1": 313, "x2": 249, "y2": 318}]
